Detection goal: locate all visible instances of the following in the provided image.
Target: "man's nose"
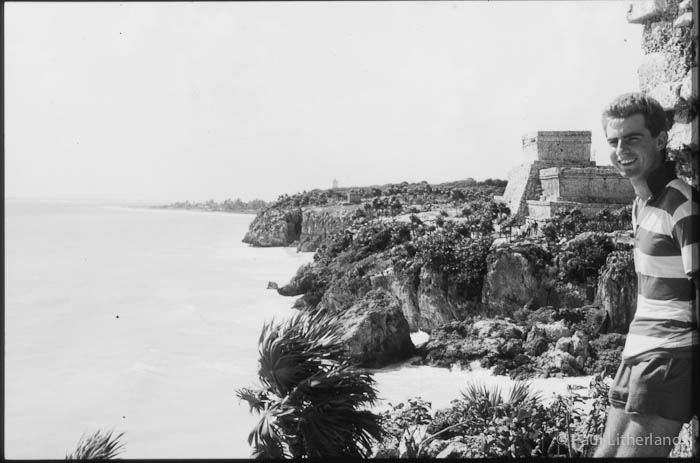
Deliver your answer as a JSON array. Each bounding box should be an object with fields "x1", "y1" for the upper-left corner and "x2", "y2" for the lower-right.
[{"x1": 615, "y1": 139, "x2": 626, "y2": 155}]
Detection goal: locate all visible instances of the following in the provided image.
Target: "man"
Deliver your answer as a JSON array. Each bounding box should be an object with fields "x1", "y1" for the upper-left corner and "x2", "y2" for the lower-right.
[{"x1": 594, "y1": 93, "x2": 699, "y2": 457}]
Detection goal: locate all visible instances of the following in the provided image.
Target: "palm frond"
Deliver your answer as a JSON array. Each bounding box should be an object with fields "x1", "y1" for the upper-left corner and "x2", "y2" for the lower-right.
[
  {"x1": 247, "y1": 403, "x2": 292, "y2": 459},
  {"x1": 462, "y1": 382, "x2": 503, "y2": 409},
  {"x1": 235, "y1": 387, "x2": 270, "y2": 414},
  {"x1": 240, "y1": 309, "x2": 384, "y2": 458},
  {"x1": 507, "y1": 381, "x2": 543, "y2": 405},
  {"x1": 65, "y1": 430, "x2": 125, "y2": 460},
  {"x1": 257, "y1": 311, "x2": 347, "y2": 397}
]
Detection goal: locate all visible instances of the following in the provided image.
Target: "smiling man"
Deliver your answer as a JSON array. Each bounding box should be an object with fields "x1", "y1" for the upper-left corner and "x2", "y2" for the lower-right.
[{"x1": 593, "y1": 93, "x2": 699, "y2": 457}]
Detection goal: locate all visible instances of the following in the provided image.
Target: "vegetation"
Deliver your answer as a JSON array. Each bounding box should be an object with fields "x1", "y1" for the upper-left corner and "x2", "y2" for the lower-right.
[
  {"x1": 157, "y1": 197, "x2": 270, "y2": 213},
  {"x1": 555, "y1": 233, "x2": 615, "y2": 285},
  {"x1": 65, "y1": 430, "x2": 125, "y2": 460},
  {"x1": 270, "y1": 178, "x2": 507, "y2": 213},
  {"x1": 236, "y1": 311, "x2": 383, "y2": 458},
  {"x1": 377, "y1": 376, "x2": 614, "y2": 458},
  {"x1": 540, "y1": 206, "x2": 632, "y2": 242}
]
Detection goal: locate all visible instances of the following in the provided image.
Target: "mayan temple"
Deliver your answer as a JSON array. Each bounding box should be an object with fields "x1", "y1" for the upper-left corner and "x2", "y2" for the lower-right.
[{"x1": 496, "y1": 131, "x2": 635, "y2": 220}]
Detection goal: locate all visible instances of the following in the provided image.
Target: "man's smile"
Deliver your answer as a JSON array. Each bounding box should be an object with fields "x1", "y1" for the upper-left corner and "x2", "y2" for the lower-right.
[{"x1": 617, "y1": 158, "x2": 637, "y2": 166}]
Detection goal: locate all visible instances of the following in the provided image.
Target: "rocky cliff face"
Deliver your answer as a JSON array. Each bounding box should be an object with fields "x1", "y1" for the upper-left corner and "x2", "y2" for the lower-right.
[
  {"x1": 338, "y1": 289, "x2": 414, "y2": 367},
  {"x1": 281, "y1": 254, "x2": 481, "y2": 334},
  {"x1": 594, "y1": 250, "x2": 637, "y2": 333},
  {"x1": 481, "y1": 242, "x2": 554, "y2": 316},
  {"x1": 298, "y1": 206, "x2": 360, "y2": 251},
  {"x1": 243, "y1": 205, "x2": 359, "y2": 251},
  {"x1": 242, "y1": 207, "x2": 302, "y2": 247}
]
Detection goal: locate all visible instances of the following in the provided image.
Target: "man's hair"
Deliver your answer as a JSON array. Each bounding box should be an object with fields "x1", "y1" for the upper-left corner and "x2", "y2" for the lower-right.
[{"x1": 601, "y1": 92, "x2": 668, "y2": 137}]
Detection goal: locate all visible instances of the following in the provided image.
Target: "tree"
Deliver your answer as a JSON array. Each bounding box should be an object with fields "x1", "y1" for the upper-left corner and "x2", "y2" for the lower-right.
[{"x1": 236, "y1": 311, "x2": 383, "y2": 459}]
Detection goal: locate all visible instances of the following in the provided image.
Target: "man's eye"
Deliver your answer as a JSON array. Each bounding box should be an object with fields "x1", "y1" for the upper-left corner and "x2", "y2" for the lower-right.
[{"x1": 608, "y1": 140, "x2": 618, "y2": 147}]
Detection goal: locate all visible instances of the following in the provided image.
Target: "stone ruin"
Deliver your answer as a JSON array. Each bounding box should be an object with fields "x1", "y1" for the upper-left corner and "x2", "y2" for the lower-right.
[{"x1": 496, "y1": 131, "x2": 635, "y2": 220}]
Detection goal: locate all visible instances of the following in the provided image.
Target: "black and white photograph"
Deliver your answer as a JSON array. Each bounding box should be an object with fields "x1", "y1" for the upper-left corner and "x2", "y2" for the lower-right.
[{"x1": 4, "y1": 0, "x2": 698, "y2": 459}]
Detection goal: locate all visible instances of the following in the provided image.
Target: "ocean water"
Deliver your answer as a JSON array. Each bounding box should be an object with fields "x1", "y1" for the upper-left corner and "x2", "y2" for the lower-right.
[{"x1": 4, "y1": 201, "x2": 589, "y2": 458}]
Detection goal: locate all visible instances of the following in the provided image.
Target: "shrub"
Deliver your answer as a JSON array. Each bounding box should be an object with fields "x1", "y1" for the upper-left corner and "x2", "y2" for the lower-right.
[
  {"x1": 236, "y1": 311, "x2": 383, "y2": 458},
  {"x1": 556, "y1": 233, "x2": 615, "y2": 285}
]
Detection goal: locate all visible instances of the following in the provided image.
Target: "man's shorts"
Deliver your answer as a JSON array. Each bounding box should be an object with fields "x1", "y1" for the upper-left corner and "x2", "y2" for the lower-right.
[{"x1": 608, "y1": 356, "x2": 697, "y2": 423}]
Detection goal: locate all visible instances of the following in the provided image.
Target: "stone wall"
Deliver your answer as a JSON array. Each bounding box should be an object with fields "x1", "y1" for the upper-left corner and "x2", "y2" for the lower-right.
[
  {"x1": 539, "y1": 167, "x2": 636, "y2": 203},
  {"x1": 628, "y1": 0, "x2": 699, "y2": 187},
  {"x1": 499, "y1": 132, "x2": 596, "y2": 217},
  {"x1": 499, "y1": 160, "x2": 558, "y2": 217},
  {"x1": 521, "y1": 131, "x2": 594, "y2": 164}
]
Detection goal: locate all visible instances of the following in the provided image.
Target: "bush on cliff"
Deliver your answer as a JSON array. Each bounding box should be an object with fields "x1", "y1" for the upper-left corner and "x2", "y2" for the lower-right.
[
  {"x1": 416, "y1": 228, "x2": 493, "y2": 299},
  {"x1": 540, "y1": 206, "x2": 632, "y2": 242},
  {"x1": 556, "y1": 233, "x2": 615, "y2": 285},
  {"x1": 236, "y1": 311, "x2": 383, "y2": 458}
]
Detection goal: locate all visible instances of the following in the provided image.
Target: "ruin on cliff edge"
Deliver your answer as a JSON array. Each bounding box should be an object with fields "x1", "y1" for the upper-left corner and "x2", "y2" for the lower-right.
[{"x1": 496, "y1": 131, "x2": 635, "y2": 220}]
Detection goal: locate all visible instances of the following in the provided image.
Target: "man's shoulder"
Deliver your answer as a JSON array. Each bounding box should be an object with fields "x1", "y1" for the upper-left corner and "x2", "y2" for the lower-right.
[
  {"x1": 652, "y1": 179, "x2": 699, "y2": 215},
  {"x1": 664, "y1": 179, "x2": 698, "y2": 202}
]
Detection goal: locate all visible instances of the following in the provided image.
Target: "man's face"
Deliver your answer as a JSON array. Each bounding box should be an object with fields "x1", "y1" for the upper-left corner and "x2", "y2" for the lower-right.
[{"x1": 605, "y1": 113, "x2": 667, "y2": 181}]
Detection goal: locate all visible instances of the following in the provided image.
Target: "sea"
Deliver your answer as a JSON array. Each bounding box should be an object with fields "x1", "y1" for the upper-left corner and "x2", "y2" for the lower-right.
[{"x1": 4, "y1": 200, "x2": 591, "y2": 458}]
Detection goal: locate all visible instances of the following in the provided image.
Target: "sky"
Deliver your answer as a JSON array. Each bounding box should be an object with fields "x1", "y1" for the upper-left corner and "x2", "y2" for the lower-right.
[{"x1": 5, "y1": 1, "x2": 645, "y2": 203}]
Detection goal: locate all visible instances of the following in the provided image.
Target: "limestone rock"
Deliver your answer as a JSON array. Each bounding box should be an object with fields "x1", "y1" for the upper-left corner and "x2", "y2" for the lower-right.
[
  {"x1": 297, "y1": 206, "x2": 357, "y2": 252},
  {"x1": 482, "y1": 245, "x2": 552, "y2": 316},
  {"x1": 242, "y1": 207, "x2": 302, "y2": 247},
  {"x1": 554, "y1": 330, "x2": 590, "y2": 369},
  {"x1": 277, "y1": 263, "x2": 317, "y2": 296},
  {"x1": 674, "y1": 11, "x2": 694, "y2": 27},
  {"x1": 668, "y1": 119, "x2": 699, "y2": 149},
  {"x1": 471, "y1": 319, "x2": 523, "y2": 339},
  {"x1": 638, "y1": 52, "x2": 671, "y2": 93},
  {"x1": 266, "y1": 281, "x2": 278, "y2": 290},
  {"x1": 595, "y1": 250, "x2": 637, "y2": 333},
  {"x1": 339, "y1": 288, "x2": 414, "y2": 367},
  {"x1": 524, "y1": 326, "x2": 549, "y2": 356},
  {"x1": 647, "y1": 81, "x2": 682, "y2": 109},
  {"x1": 416, "y1": 266, "x2": 473, "y2": 330},
  {"x1": 641, "y1": 20, "x2": 693, "y2": 83},
  {"x1": 679, "y1": 67, "x2": 697, "y2": 101},
  {"x1": 627, "y1": 0, "x2": 668, "y2": 24},
  {"x1": 555, "y1": 336, "x2": 572, "y2": 353},
  {"x1": 535, "y1": 319, "x2": 571, "y2": 341},
  {"x1": 679, "y1": 0, "x2": 692, "y2": 11}
]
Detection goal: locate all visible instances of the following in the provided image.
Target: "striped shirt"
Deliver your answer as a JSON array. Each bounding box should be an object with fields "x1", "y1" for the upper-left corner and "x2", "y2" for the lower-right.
[{"x1": 622, "y1": 170, "x2": 699, "y2": 364}]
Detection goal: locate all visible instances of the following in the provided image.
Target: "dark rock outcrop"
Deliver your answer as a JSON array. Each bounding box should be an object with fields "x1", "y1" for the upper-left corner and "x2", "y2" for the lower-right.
[
  {"x1": 242, "y1": 207, "x2": 302, "y2": 247},
  {"x1": 481, "y1": 242, "x2": 554, "y2": 316},
  {"x1": 594, "y1": 250, "x2": 637, "y2": 333},
  {"x1": 337, "y1": 289, "x2": 414, "y2": 367},
  {"x1": 243, "y1": 205, "x2": 359, "y2": 251},
  {"x1": 420, "y1": 318, "x2": 528, "y2": 373},
  {"x1": 298, "y1": 206, "x2": 360, "y2": 252}
]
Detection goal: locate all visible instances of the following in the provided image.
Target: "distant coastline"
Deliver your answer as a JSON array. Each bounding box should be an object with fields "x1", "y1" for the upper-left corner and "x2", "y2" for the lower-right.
[{"x1": 149, "y1": 198, "x2": 271, "y2": 215}]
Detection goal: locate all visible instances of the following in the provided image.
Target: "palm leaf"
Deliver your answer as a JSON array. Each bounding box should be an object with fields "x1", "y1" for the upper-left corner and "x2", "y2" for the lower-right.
[
  {"x1": 65, "y1": 430, "x2": 125, "y2": 460},
  {"x1": 507, "y1": 381, "x2": 542, "y2": 405},
  {"x1": 239, "y1": 309, "x2": 384, "y2": 458},
  {"x1": 235, "y1": 387, "x2": 269, "y2": 414}
]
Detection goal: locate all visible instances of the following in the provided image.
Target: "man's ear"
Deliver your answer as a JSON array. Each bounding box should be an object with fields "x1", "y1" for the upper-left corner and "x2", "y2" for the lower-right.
[{"x1": 656, "y1": 131, "x2": 668, "y2": 150}]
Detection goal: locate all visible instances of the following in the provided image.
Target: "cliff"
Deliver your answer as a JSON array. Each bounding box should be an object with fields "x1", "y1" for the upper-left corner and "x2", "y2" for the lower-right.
[
  {"x1": 242, "y1": 205, "x2": 361, "y2": 251},
  {"x1": 242, "y1": 207, "x2": 303, "y2": 247},
  {"x1": 275, "y1": 215, "x2": 633, "y2": 373},
  {"x1": 248, "y1": 180, "x2": 634, "y2": 373},
  {"x1": 242, "y1": 179, "x2": 506, "y2": 251}
]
